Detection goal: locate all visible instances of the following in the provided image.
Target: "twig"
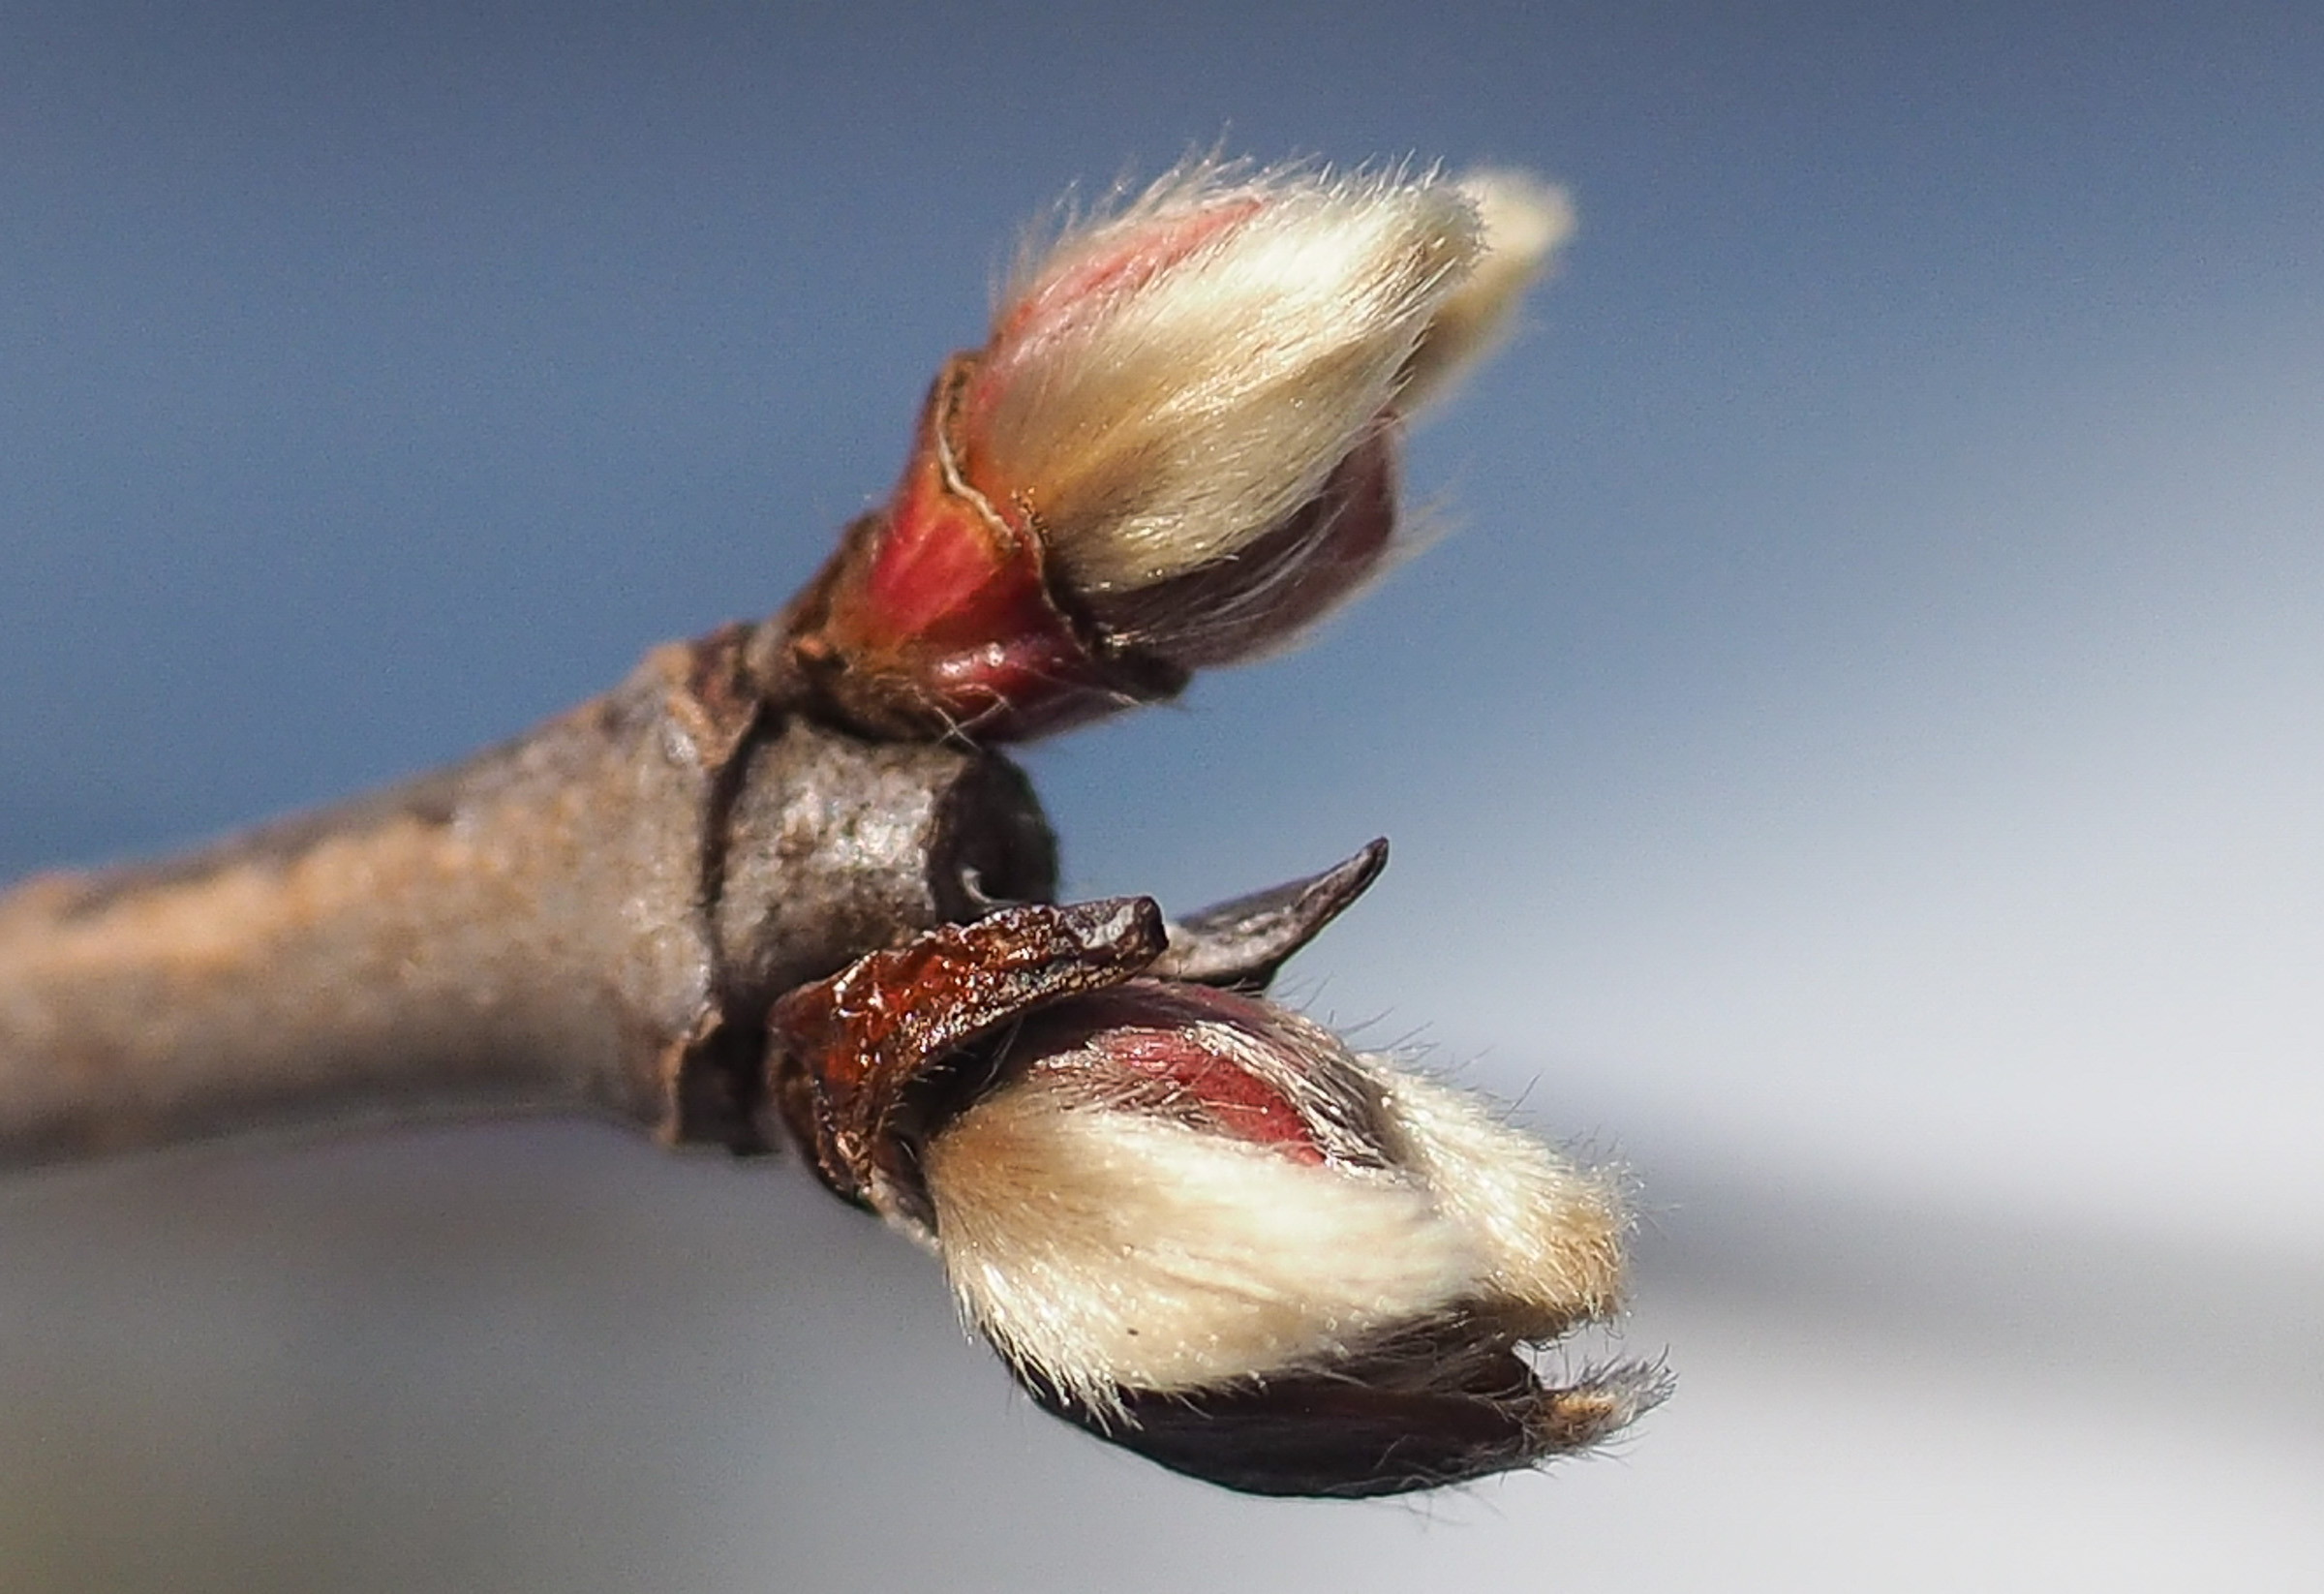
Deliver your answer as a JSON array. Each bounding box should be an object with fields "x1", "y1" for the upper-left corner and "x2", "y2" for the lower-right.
[{"x1": 0, "y1": 627, "x2": 1053, "y2": 1166}]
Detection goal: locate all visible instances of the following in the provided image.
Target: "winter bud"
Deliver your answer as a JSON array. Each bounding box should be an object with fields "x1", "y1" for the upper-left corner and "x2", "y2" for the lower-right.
[
  {"x1": 780, "y1": 160, "x2": 1574, "y2": 742},
  {"x1": 766, "y1": 848, "x2": 1665, "y2": 1496}
]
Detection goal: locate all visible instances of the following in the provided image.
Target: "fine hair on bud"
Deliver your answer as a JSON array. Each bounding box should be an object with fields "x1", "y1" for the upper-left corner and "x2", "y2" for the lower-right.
[
  {"x1": 961, "y1": 160, "x2": 1483, "y2": 594},
  {"x1": 767, "y1": 861, "x2": 1664, "y2": 1495},
  {"x1": 780, "y1": 154, "x2": 1580, "y2": 741},
  {"x1": 1400, "y1": 169, "x2": 1575, "y2": 411},
  {"x1": 916, "y1": 978, "x2": 1659, "y2": 1489}
]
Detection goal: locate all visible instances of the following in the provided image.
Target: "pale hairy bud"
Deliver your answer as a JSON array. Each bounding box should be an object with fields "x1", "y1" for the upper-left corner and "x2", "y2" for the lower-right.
[
  {"x1": 963, "y1": 165, "x2": 1478, "y2": 594},
  {"x1": 922, "y1": 982, "x2": 1631, "y2": 1405},
  {"x1": 766, "y1": 849, "x2": 1665, "y2": 1496},
  {"x1": 780, "y1": 158, "x2": 1575, "y2": 741}
]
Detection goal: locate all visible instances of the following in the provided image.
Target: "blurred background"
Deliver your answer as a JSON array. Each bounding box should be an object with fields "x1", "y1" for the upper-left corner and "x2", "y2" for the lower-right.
[{"x1": 4, "y1": 2, "x2": 2321, "y2": 1587}]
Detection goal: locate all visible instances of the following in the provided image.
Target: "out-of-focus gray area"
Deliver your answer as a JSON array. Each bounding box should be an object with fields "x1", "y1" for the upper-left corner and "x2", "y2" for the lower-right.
[
  {"x1": 5, "y1": 2, "x2": 2321, "y2": 1587},
  {"x1": 6, "y1": 1124, "x2": 2319, "y2": 1592}
]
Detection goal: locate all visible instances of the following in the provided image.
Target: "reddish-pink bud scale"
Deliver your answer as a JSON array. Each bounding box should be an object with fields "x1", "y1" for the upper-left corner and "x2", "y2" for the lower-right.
[
  {"x1": 1016, "y1": 982, "x2": 1336, "y2": 1163},
  {"x1": 787, "y1": 362, "x2": 1155, "y2": 739},
  {"x1": 1078, "y1": 1022, "x2": 1329, "y2": 1164},
  {"x1": 977, "y1": 198, "x2": 1263, "y2": 386},
  {"x1": 862, "y1": 414, "x2": 1047, "y2": 650}
]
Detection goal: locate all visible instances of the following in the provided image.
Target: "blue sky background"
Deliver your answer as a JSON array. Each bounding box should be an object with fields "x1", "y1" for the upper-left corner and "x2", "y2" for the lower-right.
[{"x1": 4, "y1": 4, "x2": 2321, "y2": 1588}]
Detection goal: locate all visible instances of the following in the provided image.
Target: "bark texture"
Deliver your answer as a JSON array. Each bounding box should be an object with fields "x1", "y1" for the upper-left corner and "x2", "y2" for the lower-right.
[{"x1": 0, "y1": 626, "x2": 1055, "y2": 1169}]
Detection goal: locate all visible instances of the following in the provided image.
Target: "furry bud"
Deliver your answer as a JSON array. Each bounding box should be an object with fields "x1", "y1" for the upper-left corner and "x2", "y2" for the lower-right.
[
  {"x1": 921, "y1": 979, "x2": 1660, "y2": 1494},
  {"x1": 765, "y1": 851, "x2": 1664, "y2": 1497},
  {"x1": 780, "y1": 159, "x2": 1575, "y2": 742}
]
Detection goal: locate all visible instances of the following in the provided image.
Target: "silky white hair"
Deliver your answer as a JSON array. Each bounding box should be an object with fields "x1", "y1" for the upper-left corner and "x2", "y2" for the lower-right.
[
  {"x1": 966, "y1": 161, "x2": 1572, "y2": 597},
  {"x1": 921, "y1": 1045, "x2": 1626, "y2": 1414},
  {"x1": 1402, "y1": 169, "x2": 1576, "y2": 411}
]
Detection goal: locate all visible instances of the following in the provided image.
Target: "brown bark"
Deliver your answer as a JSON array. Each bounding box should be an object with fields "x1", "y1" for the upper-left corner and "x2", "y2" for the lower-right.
[{"x1": 0, "y1": 624, "x2": 1055, "y2": 1169}]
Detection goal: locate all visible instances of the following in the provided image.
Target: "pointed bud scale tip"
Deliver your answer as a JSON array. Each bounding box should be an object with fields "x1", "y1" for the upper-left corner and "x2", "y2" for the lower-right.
[{"x1": 780, "y1": 157, "x2": 1575, "y2": 743}]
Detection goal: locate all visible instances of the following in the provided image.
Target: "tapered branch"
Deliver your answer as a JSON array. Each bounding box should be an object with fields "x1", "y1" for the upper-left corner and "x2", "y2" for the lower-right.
[{"x1": 0, "y1": 625, "x2": 1055, "y2": 1169}]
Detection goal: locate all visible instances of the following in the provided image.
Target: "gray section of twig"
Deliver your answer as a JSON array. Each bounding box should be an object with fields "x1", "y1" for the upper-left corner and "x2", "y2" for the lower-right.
[{"x1": 0, "y1": 636, "x2": 1055, "y2": 1166}]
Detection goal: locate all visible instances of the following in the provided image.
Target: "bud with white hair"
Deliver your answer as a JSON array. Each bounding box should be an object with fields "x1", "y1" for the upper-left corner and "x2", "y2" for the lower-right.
[
  {"x1": 767, "y1": 847, "x2": 1665, "y2": 1497},
  {"x1": 781, "y1": 159, "x2": 1574, "y2": 740}
]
